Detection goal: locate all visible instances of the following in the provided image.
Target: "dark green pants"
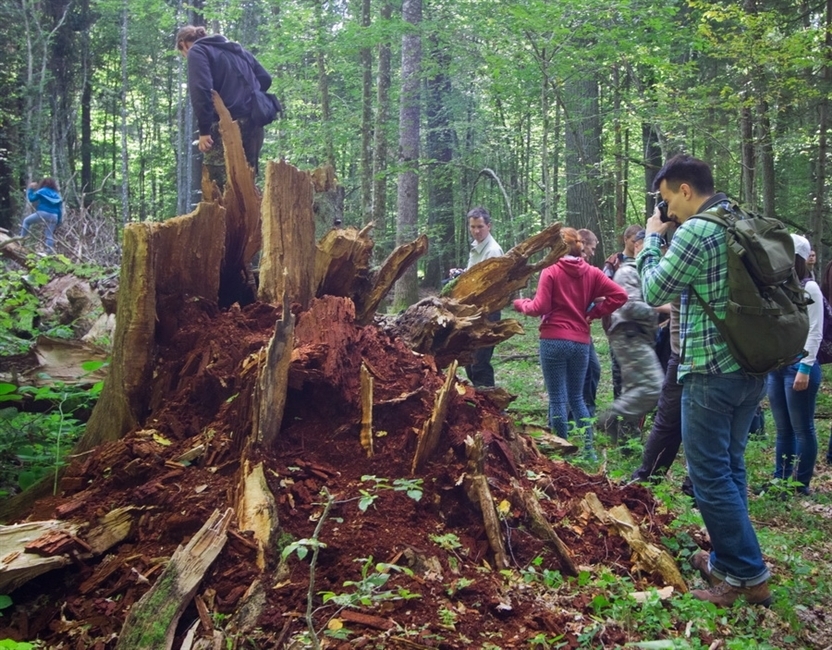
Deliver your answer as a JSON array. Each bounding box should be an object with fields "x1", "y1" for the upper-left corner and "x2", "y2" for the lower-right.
[{"x1": 203, "y1": 116, "x2": 265, "y2": 190}]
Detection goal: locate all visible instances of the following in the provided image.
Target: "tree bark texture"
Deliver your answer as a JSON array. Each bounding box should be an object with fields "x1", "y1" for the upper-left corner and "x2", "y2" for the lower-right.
[{"x1": 394, "y1": 0, "x2": 422, "y2": 308}]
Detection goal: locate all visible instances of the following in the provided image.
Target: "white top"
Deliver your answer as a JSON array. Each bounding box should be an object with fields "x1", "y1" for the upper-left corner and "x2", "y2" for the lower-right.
[{"x1": 467, "y1": 234, "x2": 504, "y2": 268}]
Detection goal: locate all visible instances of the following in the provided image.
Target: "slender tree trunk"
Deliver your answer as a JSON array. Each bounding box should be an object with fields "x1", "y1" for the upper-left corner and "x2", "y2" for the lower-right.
[
  {"x1": 120, "y1": 0, "x2": 129, "y2": 224},
  {"x1": 424, "y1": 33, "x2": 454, "y2": 288},
  {"x1": 739, "y1": 101, "x2": 755, "y2": 208},
  {"x1": 393, "y1": 0, "x2": 421, "y2": 308},
  {"x1": 613, "y1": 65, "x2": 625, "y2": 229},
  {"x1": 813, "y1": 0, "x2": 831, "y2": 263},
  {"x1": 372, "y1": 0, "x2": 392, "y2": 252},
  {"x1": 360, "y1": 0, "x2": 373, "y2": 224},
  {"x1": 756, "y1": 98, "x2": 776, "y2": 218},
  {"x1": 541, "y1": 56, "x2": 551, "y2": 225},
  {"x1": 316, "y1": 0, "x2": 334, "y2": 166}
]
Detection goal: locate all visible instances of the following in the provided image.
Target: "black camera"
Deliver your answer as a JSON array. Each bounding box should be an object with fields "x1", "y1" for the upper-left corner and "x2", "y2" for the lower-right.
[{"x1": 656, "y1": 199, "x2": 670, "y2": 223}]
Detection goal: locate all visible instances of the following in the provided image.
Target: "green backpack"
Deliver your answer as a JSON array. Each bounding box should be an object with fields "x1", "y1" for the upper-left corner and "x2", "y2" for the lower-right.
[{"x1": 691, "y1": 202, "x2": 809, "y2": 375}]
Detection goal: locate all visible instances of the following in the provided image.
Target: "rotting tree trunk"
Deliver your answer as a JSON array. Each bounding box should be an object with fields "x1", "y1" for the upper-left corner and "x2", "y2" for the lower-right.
[{"x1": 115, "y1": 508, "x2": 233, "y2": 650}]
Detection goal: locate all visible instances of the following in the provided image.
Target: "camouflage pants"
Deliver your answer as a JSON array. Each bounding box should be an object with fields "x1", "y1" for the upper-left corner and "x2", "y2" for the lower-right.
[
  {"x1": 203, "y1": 117, "x2": 265, "y2": 190},
  {"x1": 599, "y1": 323, "x2": 663, "y2": 433}
]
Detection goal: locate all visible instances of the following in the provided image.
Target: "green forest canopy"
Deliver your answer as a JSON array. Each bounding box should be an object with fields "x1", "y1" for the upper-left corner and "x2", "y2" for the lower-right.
[{"x1": 1, "y1": 0, "x2": 829, "y2": 288}]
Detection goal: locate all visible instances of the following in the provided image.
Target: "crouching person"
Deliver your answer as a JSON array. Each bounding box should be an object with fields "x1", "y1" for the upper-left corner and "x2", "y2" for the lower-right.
[{"x1": 597, "y1": 229, "x2": 663, "y2": 445}]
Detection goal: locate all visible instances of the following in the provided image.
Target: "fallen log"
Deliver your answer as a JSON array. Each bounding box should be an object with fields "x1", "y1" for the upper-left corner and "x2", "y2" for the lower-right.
[{"x1": 115, "y1": 508, "x2": 234, "y2": 650}]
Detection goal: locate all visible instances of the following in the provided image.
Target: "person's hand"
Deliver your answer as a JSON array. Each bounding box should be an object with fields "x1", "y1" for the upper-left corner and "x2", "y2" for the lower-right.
[
  {"x1": 198, "y1": 134, "x2": 214, "y2": 152},
  {"x1": 28, "y1": 182, "x2": 38, "y2": 190},
  {"x1": 448, "y1": 267, "x2": 464, "y2": 279},
  {"x1": 793, "y1": 370, "x2": 809, "y2": 391},
  {"x1": 512, "y1": 299, "x2": 524, "y2": 313},
  {"x1": 645, "y1": 205, "x2": 673, "y2": 237}
]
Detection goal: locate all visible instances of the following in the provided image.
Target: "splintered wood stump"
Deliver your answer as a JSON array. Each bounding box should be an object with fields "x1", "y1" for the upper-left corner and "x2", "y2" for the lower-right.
[
  {"x1": 78, "y1": 202, "x2": 227, "y2": 454},
  {"x1": 510, "y1": 479, "x2": 578, "y2": 576},
  {"x1": 258, "y1": 160, "x2": 317, "y2": 309},
  {"x1": 462, "y1": 434, "x2": 508, "y2": 569},
  {"x1": 412, "y1": 360, "x2": 458, "y2": 473},
  {"x1": 254, "y1": 293, "x2": 295, "y2": 447},
  {"x1": 388, "y1": 297, "x2": 524, "y2": 368},
  {"x1": 360, "y1": 362, "x2": 374, "y2": 457},
  {"x1": 115, "y1": 508, "x2": 234, "y2": 650},
  {"x1": 236, "y1": 461, "x2": 279, "y2": 570},
  {"x1": 582, "y1": 492, "x2": 687, "y2": 593}
]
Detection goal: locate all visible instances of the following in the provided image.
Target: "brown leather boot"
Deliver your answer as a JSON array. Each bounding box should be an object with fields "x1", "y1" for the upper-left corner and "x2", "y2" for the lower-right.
[
  {"x1": 691, "y1": 580, "x2": 772, "y2": 607},
  {"x1": 690, "y1": 551, "x2": 720, "y2": 587}
]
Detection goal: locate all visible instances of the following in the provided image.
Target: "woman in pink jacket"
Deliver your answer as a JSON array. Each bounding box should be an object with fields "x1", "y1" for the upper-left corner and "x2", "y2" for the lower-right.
[{"x1": 513, "y1": 227, "x2": 627, "y2": 458}]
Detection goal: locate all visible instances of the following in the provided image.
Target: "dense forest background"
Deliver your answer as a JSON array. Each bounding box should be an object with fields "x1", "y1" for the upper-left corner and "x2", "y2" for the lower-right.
[{"x1": 1, "y1": 0, "x2": 830, "y2": 299}]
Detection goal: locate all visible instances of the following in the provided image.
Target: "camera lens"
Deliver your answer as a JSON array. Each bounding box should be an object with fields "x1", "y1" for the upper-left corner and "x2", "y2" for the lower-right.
[{"x1": 658, "y1": 200, "x2": 669, "y2": 223}]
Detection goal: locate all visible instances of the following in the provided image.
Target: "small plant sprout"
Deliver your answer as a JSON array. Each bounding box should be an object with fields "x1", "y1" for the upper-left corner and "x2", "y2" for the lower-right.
[
  {"x1": 357, "y1": 475, "x2": 424, "y2": 511},
  {"x1": 319, "y1": 557, "x2": 420, "y2": 608}
]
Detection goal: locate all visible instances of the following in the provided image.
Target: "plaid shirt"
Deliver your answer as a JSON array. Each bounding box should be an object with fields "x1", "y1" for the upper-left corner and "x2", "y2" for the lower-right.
[{"x1": 637, "y1": 194, "x2": 740, "y2": 380}]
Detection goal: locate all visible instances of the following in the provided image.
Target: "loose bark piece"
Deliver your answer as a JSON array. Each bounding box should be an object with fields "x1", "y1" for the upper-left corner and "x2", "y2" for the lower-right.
[
  {"x1": 258, "y1": 160, "x2": 317, "y2": 309},
  {"x1": 236, "y1": 462, "x2": 278, "y2": 570},
  {"x1": 462, "y1": 434, "x2": 508, "y2": 569},
  {"x1": 115, "y1": 508, "x2": 233, "y2": 650},
  {"x1": 339, "y1": 609, "x2": 396, "y2": 630},
  {"x1": 85, "y1": 506, "x2": 138, "y2": 555},
  {"x1": 510, "y1": 479, "x2": 578, "y2": 576},
  {"x1": 19, "y1": 336, "x2": 109, "y2": 387},
  {"x1": 411, "y1": 361, "x2": 458, "y2": 474},
  {"x1": 228, "y1": 578, "x2": 267, "y2": 635},
  {"x1": 253, "y1": 292, "x2": 295, "y2": 447},
  {"x1": 355, "y1": 234, "x2": 429, "y2": 324},
  {"x1": 446, "y1": 222, "x2": 567, "y2": 314},
  {"x1": 360, "y1": 362, "x2": 374, "y2": 457},
  {"x1": 517, "y1": 424, "x2": 579, "y2": 455},
  {"x1": 0, "y1": 521, "x2": 79, "y2": 592},
  {"x1": 582, "y1": 493, "x2": 687, "y2": 593}
]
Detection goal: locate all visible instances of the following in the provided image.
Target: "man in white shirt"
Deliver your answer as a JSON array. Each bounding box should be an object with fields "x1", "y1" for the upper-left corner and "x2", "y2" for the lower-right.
[{"x1": 464, "y1": 207, "x2": 504, "y2": 387}]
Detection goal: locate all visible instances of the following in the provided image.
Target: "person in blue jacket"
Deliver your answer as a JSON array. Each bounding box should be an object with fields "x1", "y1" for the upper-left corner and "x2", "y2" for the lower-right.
[{"x1": 22, "y1": 178, "x2": 62, "y2": 253}]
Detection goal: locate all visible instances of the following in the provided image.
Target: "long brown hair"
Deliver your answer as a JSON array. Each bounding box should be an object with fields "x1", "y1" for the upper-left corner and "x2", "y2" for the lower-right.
[{"x1": 561, "y1": 227, "x2": 583, "y2": 257}]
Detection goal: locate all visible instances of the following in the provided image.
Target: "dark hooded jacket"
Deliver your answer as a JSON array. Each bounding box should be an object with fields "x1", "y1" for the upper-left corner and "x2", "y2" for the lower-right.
[{"x1": 186, "y1": 35, "x2": 272, "y2": 135}]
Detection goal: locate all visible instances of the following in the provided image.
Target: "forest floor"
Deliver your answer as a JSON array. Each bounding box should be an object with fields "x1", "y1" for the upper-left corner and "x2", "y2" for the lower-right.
[{"x1": 1, "y1": 299, "x2": 831, "y2": 649}]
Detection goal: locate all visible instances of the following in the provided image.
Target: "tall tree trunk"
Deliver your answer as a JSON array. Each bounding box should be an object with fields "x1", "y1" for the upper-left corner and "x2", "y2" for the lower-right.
[
  {"x1": 120, "y1": 0, "x2": 129, "y2": 224},
  {"x1": 540, "y1": 56, "x2": 552, "y2": 225},
  {"x1": 739, "y1": 101, "x2": 755, "y2": 208},
  {"x1": 756, "y1": 98, "x2": 776, "y2": 218},
  {"x1": 643, "y1": 123, "x2": 662, "y2": 215},
  {"x1": 613, "y1": 65, "x2": 625, "y2": 229},
  {"x1": 316, "y1": 0, "x2": 334, "y2": 166},
  {"x1": 393, "y1": 0, "x2": 421, "y2": 308},
  {"x1": 360, "y1": 0, "x2": 373, "y2": 224},
  {"x1": 424, "y1": 33, "x2": 454, "y2": 289},
  {"x1": 372, "y1": 0, "x2": 393, "y2": 253},
  {"x1": 813, "y1": 0, "x2": 831, "y2": 262},
  {"x1": 560, "y1": 77, "x2": 602, "y2": 235}
]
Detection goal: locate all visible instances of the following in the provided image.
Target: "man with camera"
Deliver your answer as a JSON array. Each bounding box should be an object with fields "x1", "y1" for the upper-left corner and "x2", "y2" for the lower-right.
[{"x1": 637, "y1": 155, "x2": 771, "y2": 607}]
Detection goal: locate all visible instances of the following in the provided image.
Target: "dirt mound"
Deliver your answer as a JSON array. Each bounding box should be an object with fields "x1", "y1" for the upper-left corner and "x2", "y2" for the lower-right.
[{"x1": 0, "y1": 296, "x2": 674, "y2": 649}]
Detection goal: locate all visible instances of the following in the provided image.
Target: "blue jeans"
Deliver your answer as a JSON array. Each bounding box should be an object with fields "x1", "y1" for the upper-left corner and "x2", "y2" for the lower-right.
[
  {"x1": 539, "y1": 338, "x2": 593, "y2": 451},
  {"x1": 21, "y1": 210, "x2": 59, "y2": 252},
  {"x1": 767, "y1": 362, "x2": 820, "y2": 489},
  {"x1": 583, "y1": 341, "x2": 601, "y2": 417},
  {"x1": 682, "y1": 371, "x2": 770, "y2": 586}
]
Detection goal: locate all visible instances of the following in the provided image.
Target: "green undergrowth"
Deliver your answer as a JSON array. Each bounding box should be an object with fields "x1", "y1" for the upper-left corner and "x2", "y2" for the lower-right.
[{"x1": 496, "y1": 320, "x2": 832, "y2": 648}]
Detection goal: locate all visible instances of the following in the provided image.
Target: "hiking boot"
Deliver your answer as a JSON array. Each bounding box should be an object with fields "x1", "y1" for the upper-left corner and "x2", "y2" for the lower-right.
[
  {"x1": 689, "y1": 551, "x2": 719, "y2": 587},
  {"x1": 691, "y1": 580, "x2": 772, "y2": 608}
]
